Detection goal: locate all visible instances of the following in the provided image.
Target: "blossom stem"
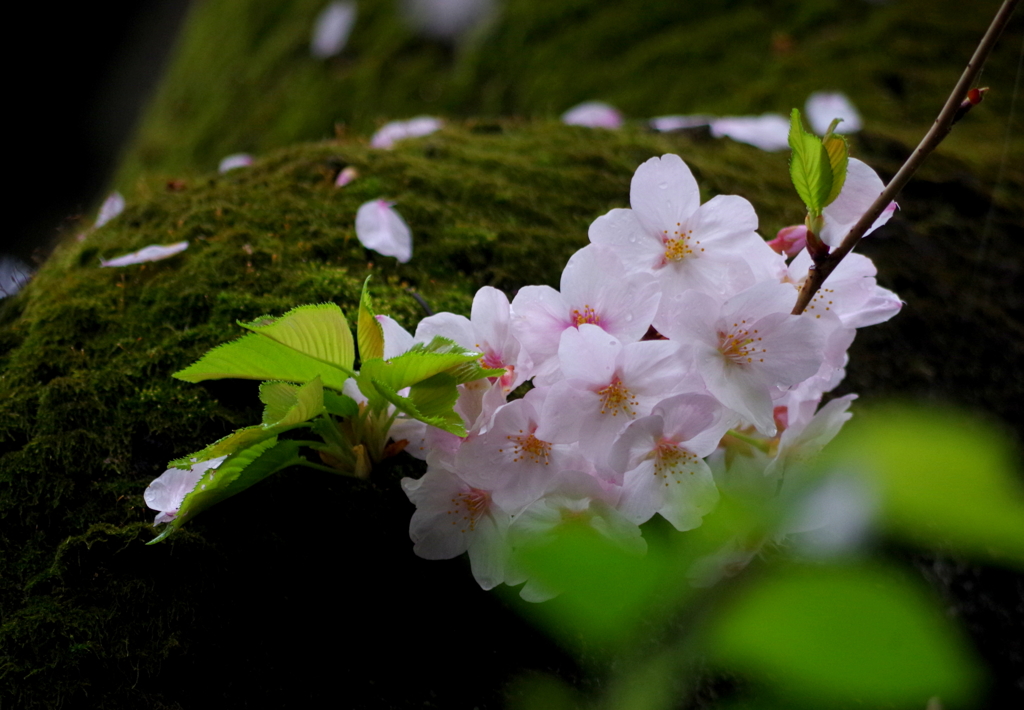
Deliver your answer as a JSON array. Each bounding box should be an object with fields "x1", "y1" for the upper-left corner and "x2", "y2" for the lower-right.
[{"x1": 792, "y1": 0, "x2": 1019, "y2": 316}]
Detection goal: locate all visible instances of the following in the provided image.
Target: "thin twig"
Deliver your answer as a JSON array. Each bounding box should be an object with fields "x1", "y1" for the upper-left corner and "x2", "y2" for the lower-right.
[{"x1": 792, "y1": 0, "x2": 1020, "y2": 315}]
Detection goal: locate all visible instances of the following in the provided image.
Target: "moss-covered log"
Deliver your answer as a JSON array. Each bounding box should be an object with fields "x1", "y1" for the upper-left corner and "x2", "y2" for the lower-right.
[
  {"x1": 119, "y1": 0, "x2": 1022, "y2": 187},
  {"x1": 3, "y1": 119, "x2": 1022, "y2": 707}
]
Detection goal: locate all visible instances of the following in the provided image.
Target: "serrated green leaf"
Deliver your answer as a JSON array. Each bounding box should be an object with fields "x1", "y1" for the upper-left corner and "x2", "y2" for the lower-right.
[
  {"x1": 357, "y1": 276, "x2": 384, "y2": 362},
  {"x1": 408, "y1": 336, "x2": 505, "y2": 384},
  {"x1": 324, "y1": 389, "x2": 359, "y2": 418},
  {"x1": 173, "y1": 378, "x2": 324, "y2": 466},
  {"x1": 149, "y1": 439, "x2": 303, "y2": 544},
  {"x1": 709, "y1": 564, "x2": 982, "y2": 706},
  {"x1": 170, "y1": 425, "x2": 277, "y2": 467},
  {"x1": 173, "y1": 332, "x2": 350, "y2": 390},
  {"x1": 239, "y1": 303, "x2": 355, "y2": 374},
  {"x1": 371, "y1": 376, "x2": 466, "y2": 436},
  {"x1": 822, "y1": 132, "x2": 849, "y2": 207},
  {"x1": 259, "y1": 381, "x2": 300, "y2": 424},
  {"x1": 788, "y1": 108, "x2": 832, "y2": 216}
]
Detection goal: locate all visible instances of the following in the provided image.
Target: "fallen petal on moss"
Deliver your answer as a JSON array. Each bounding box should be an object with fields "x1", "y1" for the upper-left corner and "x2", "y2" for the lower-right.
[
  {"x1": 355, "y1": 200, "x2": 412, "y2": 262},
  {"x1": 100, "y1": 241, "x2": 189, "y2": 267}
]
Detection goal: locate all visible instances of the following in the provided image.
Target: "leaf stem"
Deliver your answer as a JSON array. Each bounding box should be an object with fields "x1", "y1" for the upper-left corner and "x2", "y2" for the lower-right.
[
  {"x1": 792, "y1": 0, "x2": 1019, "y2": 315},
  {"x1": 295, "y1": 458, "x2": 354, "y2": 476}
]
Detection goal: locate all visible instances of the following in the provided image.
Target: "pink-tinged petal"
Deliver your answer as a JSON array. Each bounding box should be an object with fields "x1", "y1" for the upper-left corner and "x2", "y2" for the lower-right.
[
  {"x1": 652, "y1": 393, "x2": 726, "y2": 456},
  {"x1": 587, "y1": 208, "x2": 664, "y2": 273},
  {"x1": 355, "y1": 200, "x2": 412, "y2": 262},
  {"x1": 629, "y1": 154, "x2": 701, "y2": 236},
  {"x1": 685, "y1": 194, "x2": 759, "y2": 244},
  {"x1": 310, "y1": 1, "x2": 357, "y2": 59},
  {"x1": 375, "y1": 315, "x2": 415, "y2": 359},
  {"x1": 768, "y1": 394, "x2": 857, "y2": 480},
  {"x1": 415, "y1": 312, "x2": 475, "y2": 350},
  {"x1": 805, "y1": 91, "x2": 862, "y2": 135},
  {"x1": 536, "y1": 380, "x2": 600, "y2": 445},
  {"x1": 649, "y1": 115, "x2": 713, "y2": 132},
  {"x1": 144, "y1": 456, "x2": 225, "y2": 525},
  {"x1": 559, "y1": 245, "x2": 660, "y2": 343},
  {"x1": 334, "y1": 166, "x2": 359, "y2": 187},
  {"x1": 561, "y1": 101, "x2": 623, "y2": 129},
  {"x1": 510, "y1": 285, "x2": 571, "y2": 379},
  {"x1": 608, "y1": 415, "x2": 664, "y2": 474},
  {"x1": 819, "y1": 158, "x2": 894, "y2": 247},
  {"x1": 556, "y1": 324, "x2": 620, "y2": 385},
  {"x1": 621, "y1": 451, "x2": 719, "y2": 531},
  {"x1": 100, "y1": 241, "x2": 188, "y2": 267},
  {"x1": 466, "y1": 512, "x2": 508, "y2": 590},
  {"x1": 369, "y1": 116, "x2": 443, "y2": 149},
  {"x1": 652, "y1": 288, "x2": 720, "y2": 345},
  {"x1": 769, "y1": 224, "x2": 808, "y2": 256},
  {"x1": 218, "y1": 153, "x2": 253, "y2": 173},
  {"x1": 699, "y1": 354, "x2": 777, "y2": 436},
  {"x1": 95, "y1": 192, "x2": 125, "y2": 229},
  {"x1": 721, "y1": 280, "x2": 799, "y2": 324},
  {"x1": 842, "y1": 287, "x2": 902, "y2": 328},
  {"x1": 470, "y1": 286, "x2": 511, "y2": 346},
  {"x1": 372, "y1": 116, "x2": 444, "y2": 148},
  {"x1": 709, "y1": 114, "x2": 791, "y2": 151}
]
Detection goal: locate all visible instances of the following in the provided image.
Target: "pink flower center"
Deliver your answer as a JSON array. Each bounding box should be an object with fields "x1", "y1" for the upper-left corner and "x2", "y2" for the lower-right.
[
  {"x1": 653, "y1": 439, "x2": 699, "y2": 484},
  {"x1": 662, "y1": 223, "x2": 704, "y2": 263},
  {"x1": 448, "y1": 487, "x2": 491, "y2": 534},
  {"x1": 717, "y1": 320, "x2": 765, "y2": 365},
  {"x1": 571, "y1": 305, "x2": 601, "y2": 326},
  {"x1": 500, "y1": 428, "x2": 552, "y2": 465},
  {"x1": 597, "y1": 377, "x2": 638, "y2": 417}
]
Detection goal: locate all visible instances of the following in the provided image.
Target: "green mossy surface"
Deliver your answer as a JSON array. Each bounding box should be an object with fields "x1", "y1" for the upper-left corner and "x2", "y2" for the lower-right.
[
  {"x1": 3, "y1": 119, "x2": 1022, "y2": 707},
  {"x1": 119, "y1": 0, "x2": 1023, "y2": 188}
]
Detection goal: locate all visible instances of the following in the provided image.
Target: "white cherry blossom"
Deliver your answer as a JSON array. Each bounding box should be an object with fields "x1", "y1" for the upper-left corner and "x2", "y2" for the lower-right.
[
  {"x1": 655, "y1": 281, "x2": 827, "y2": 436},
  {"x1": 536, "y1": 325, "x2": 689, "y2": 458},
  {"x1": 609, "y1": 393, "x2": 733, "y2": 530},
  {"x1": 402, "y1": 464, "x2": 511, "y2": 589},
  {"x1": 589, "y1": 154, "x2": 782, "y2": 305},
  {"x1": 511, "y1": 245, "x2": 659, "y2": 383}
]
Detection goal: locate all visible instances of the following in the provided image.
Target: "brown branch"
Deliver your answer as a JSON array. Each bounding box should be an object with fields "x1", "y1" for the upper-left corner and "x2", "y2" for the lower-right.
[{"x1": 792, "y1": 0, "x2": 1020, "y2": 315}]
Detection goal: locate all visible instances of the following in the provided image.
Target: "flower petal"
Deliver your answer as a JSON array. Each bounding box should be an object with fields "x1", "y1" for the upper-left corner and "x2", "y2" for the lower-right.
[
  {"x1": 354, "y1": 200, "x2": 413, "y2": 262},
  {"x1": 805, "y1": 91, "x2": 862, "y2": 135},
  {"x1": 100, "y1": 241, "x2": 188, "y2": 267},
  {"x1": 561, "y1": 101, "x2": 623, "y2": 128},
  {"x1": 710, "y1": 114, "x2": 791, "y2": 151},
  {"x1": 310, "y1": 1, "x2": 357, "y2": 59}
]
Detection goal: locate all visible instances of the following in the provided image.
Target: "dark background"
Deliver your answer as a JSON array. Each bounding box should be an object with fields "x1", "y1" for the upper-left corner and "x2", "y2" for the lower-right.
[{"x1": 8, "y1": 0, "x2": 191, "y2": 264}]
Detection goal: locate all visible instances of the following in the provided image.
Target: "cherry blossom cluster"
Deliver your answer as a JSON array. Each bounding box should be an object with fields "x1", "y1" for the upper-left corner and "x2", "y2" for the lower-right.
[{"x1": 392, "y1": 153, "x2": 901, "y2": 599}]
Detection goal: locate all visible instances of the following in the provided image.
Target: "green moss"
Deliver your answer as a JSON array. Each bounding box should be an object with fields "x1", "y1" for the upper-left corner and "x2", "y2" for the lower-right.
[
  {"x1": 3, "y1": 117, "x2": 1023, "y2": 706},
  {"x1": 117, "y1": 0, "x2": 1022, "y2": 189}
]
